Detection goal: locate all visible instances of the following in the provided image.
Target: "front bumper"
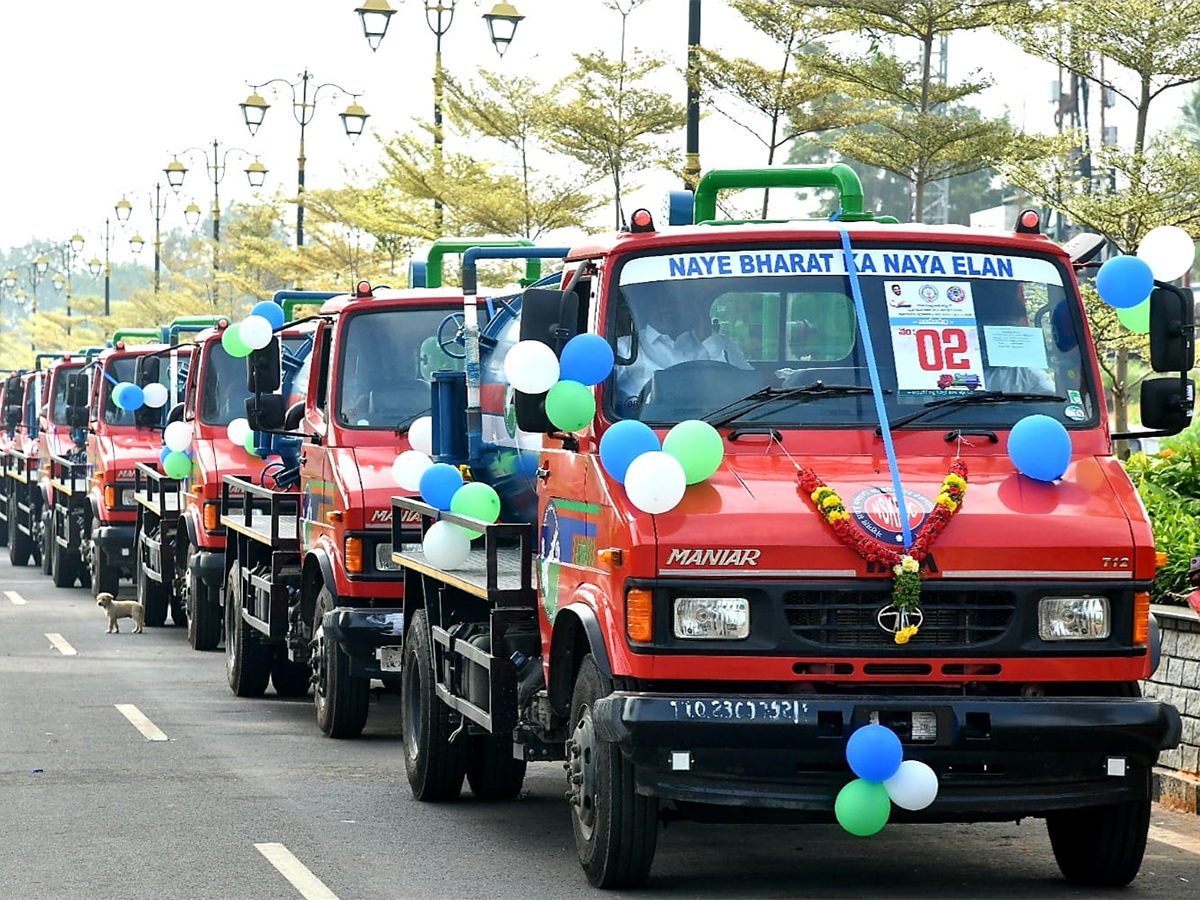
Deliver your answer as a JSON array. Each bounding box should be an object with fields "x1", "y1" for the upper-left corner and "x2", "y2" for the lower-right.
[
  {"x1": 93, "y1": 524, "x2": 136, "y2": 558},
  {"x1": 324, "y1": 608, "x2": 404, "y2": 679},
  {"x1": 592, "y1": 693, "x2": 1181, "y2": 820}
]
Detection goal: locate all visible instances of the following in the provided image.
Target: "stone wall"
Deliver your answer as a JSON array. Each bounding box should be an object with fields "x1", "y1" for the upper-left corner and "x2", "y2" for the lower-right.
[{"x1": 1142, "y1": 605, "x2": 1200, "y2": 814}]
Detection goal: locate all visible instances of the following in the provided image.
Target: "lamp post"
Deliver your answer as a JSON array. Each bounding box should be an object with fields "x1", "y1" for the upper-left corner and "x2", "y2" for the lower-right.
[
  {"x1": 115, "y1": 185, "x2": 197, "y2": 294},
  {"x1": 49, "y1": 232, "x2": 86, "y2": 336},
  {"x1": 684, "y1": 0, "x2": 702, "y2": 189},
  {"x1": 239, "y1": 71, "x2": 367, "y2": 247},
  {"x1": 89, "y1": 217, "x2": 117, "y2": 317},
  {"x1": 355, "y1": 1, "x2": 524, "y2": 232},
  {"x1": 6, "y1": 256, "x2": 50, "y2": 353}
]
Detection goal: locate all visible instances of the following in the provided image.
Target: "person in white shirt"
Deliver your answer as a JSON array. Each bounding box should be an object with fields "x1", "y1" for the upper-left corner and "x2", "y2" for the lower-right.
[{"x1": 615, "y1": 298, "x2": 753, "y2": 408}]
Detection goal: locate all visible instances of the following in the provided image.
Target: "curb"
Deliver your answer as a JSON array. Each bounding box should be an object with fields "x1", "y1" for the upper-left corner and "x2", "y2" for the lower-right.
[{"x1": 1153, "y1": 766, "x2": 1200, "y2": 815}]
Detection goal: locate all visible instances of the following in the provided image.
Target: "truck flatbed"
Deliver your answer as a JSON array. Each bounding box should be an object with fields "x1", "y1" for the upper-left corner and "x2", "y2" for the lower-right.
[
  {"x1": 49, "y1": 452, "x2": 89, "y2": 498},
  {"x1": 133, "y1": 463, "x2": 180, "y2": 517},
  {"x1": 219, "y1": 475, "x2": 299, "y2": 548}
]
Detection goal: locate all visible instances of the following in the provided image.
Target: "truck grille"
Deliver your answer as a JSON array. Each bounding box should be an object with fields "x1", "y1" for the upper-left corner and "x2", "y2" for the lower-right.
[{"x1": 782, "y1": 588, "x2": 1015, "y2": 648}]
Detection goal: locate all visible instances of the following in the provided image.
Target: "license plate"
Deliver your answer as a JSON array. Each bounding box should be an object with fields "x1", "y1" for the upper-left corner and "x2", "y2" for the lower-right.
[
  {"x1": 869, "y1": 710, "x2": 938, "y2": 741},
  {"x1": 121, "y1": 489, "x2": 135, "y2": 507},
  {"x1": 378, "y1": 645, "x2": 404, "y2": 671},
  {"x1": 375, "y1": 543, "x2": 399, "y2": 571}
]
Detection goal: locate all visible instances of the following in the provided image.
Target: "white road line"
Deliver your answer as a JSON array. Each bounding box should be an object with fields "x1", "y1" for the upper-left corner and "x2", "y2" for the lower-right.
[
  {"x1": 1150, "y1": 824, "x2": 1200, "y2": 856},
  {"x1": 6, "y1": 590, "x2": 27, "y2": 605},
  {"x1": 45, "y1": 633, "x2": 77, "y2": 656},
  {"x1": 114, "y1": 704, "x2": 169, "y2": 742},
  {"x1": 255, "y1": 843, "x2": 340, "y2": 900}
]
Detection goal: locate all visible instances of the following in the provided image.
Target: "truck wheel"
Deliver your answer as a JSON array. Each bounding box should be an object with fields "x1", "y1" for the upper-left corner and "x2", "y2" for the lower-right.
[
  {"x1": 9, "y1": 516, "x2": 31, "y2": 566},
  {"x1": 50, "y1": 529, "x2": 77, "y2": 588},
  {"x1": 1047, "y1": 774, "x2": 1151, "y2": 886},
  {"x1": 466, "y1": 733, "x2": 527, "y2": 801},
  {"x1": 169, "y1": 589, "x2": 187, "y2": 629},
  {"x1": 40, "y1": 510, "x2": 52, "y2": 576},
  {"x1": 90, "y1": 543, "x2": 120, "y2": 596},
  {"x1": 568, "y1": 654, "x2": 658, "y2": 889},
  {"x1": 272, "y1": 654, "x2": 312, "y2": 698},
  {"x1": 225, "y1": 561, "x2": 270, "y2": 697},
  {"x1": 312, "y1": 586, "x2": 369, "y2": 738},
  {"x1": 402, "y1": 608, "x2": 466, "y2": 800},
  {"x1": 138, "y1": 563, "x2": 169, "y2": 627},
  {"x1": 0, "y1": 493, "x2": 8, "y2": 546},
  {"x1": 186, "y1": 562, "x2": 221, "y2": 652}
]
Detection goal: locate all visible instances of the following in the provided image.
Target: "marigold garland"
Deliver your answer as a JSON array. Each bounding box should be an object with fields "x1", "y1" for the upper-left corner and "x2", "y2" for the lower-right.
[{"x1": 799, "y1": 461, "x2": 968, "y2": 644}]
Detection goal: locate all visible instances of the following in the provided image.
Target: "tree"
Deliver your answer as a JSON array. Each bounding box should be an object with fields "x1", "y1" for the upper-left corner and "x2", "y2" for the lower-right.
[{"x1": 795, "y1": 0, "x2": 1049, "y2": 222}]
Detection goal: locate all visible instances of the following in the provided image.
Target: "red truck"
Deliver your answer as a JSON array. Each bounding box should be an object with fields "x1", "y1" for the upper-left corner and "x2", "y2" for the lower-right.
[
  {"x1": 40, "y1": 353, "x2": 92, "y2": 584},
  {"x1": 3, "y1": 366, "x2": 50, "y2": 567},
  {"x1": 388, "y1": 166, "x2": 1190, "y2": 889}
]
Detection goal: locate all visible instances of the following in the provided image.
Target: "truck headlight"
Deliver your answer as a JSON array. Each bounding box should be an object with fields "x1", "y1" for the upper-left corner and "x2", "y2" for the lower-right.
[
  {"x1": 1038, "y1": 597, "x2": 1110, "y2": 640},
  {"x1": 673, "y1": 597, "x2": 749, "y2": 640}
]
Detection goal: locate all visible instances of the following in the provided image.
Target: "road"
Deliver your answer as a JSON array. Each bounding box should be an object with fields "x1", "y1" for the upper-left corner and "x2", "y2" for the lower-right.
[{"x1": 2, "y1": 554, "x2": 1199, "y2": 900}]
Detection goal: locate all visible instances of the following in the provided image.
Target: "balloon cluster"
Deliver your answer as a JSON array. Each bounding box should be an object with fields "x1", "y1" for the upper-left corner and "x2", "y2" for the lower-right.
[
  {"x1": 1097, "y1": 225, "x2": 1195, "y2": 333},
  {"x1": 835, "y1": 724, "x2": 939, "y2": 837},
  {"x1": 160, "y1": 420, "x2": 195, "y2": 479},
  {"x1": 599, "y1": 418, "x2": 724, "y2": 514},
  {"x1": 221, "y1": 300, "x2": 286, "y2": 359},
  {"x1": 1007, "y1": 414, "x2": 1071, "y2": 482},
  {"x1": 390, "y1": 415, "x2": 502, "y2": 570},
  {"x1": 226, "y1": 417, "x2": 258, "y2": 456},
  {"x1": 112, "y1": 380, "x2": 170, "y2": 412},
  {"x1": 503, "y1": 334, "x2": 615, "y2": 433}
]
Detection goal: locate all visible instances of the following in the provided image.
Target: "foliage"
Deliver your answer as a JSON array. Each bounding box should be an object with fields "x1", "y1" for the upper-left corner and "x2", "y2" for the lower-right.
[{"x1": 1125, "y1": 438, "x2": 1200, "y2": 605}]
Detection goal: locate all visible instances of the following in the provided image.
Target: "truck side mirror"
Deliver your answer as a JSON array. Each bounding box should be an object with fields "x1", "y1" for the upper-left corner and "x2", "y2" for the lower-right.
[
  {"x1": 514, "y1": 390, "x2": 552, "y2": 433},
  {"x1": 246, "y1": 393, "x2": 285, "y2": 431},
  {"x1": 136, "y1": 355, "x2": 161, "y2": 386},
  {"x1": 166, "y1": 402, "x2": 185, "y2": 425},
  {"x1": 247, "y1": 337, "x2": 282, "y2": 393},
  {"x1": 67, "y1": 372, "x2": 90, "y2": 408},
  {"x1": 134, "y1": 404, "x2": 160, "y2": 429},
  {"x1": 519, "y1": 288, "x2": 580, "y2": 353},
  {"x1": 1149, "y1": 285, "x2": 1195, "y2": 372},
  {"x1": 67, "y1": 405, "x2": 89, "y2": 428},
  {"x1": 4, "y1": 406, "x2": 20, "y2": 427},
  {"x1": 1140, "y1": 377, "x2": 1195, "y2": 432}
]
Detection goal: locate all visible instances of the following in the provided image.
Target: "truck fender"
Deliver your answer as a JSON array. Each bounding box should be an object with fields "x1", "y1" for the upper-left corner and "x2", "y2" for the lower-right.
[
  {"x1": 181, "y1": 509, "x2": 200, "y2": 551},
  {"x1": 305, "y1": 548, "x2": 339, "y2": 606},
  {"x1": 1148, "y1": 612, "x2": 1162, "y2": 678},
  {"x1": 547, "y1": 603, "x2": 613, "y2": 718}
]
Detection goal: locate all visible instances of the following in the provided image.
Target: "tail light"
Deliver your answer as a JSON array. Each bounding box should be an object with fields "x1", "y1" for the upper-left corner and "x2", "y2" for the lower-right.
[
  {"x1": 104, "y1": 485, "x2": 116, "y2": 509},
  {"x1": 626, "y1": 589, "x2": 653, "y2": 643},
  {"x1": 345, "y1": 536, "x2": 364, "y2": 574},
  {"x1": 202, "y1": 501, "x2": 220, "y2": 533},
  {"x1": 1133, "y1": 591, "x2": 1150, "y2": 646}
]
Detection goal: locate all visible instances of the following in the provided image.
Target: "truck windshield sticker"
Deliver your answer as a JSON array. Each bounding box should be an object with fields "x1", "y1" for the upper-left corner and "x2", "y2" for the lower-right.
[
  {"x1": 620, "y1": 250, "x2": 1063, "y2": 287},
  {"x1": 885, "y1": 280, "x2": 986, "y2": 395},
  {"x1": 982, "y1": 325, "x2": 1049, "y2": 369}
]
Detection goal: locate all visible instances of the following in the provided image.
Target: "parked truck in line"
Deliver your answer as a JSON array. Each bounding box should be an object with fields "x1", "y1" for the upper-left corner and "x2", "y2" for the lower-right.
[
  {"x1": 40, "y1": 352, "x2": 92, "y2": 585},
  {"x1": 3, "y1": 365, "x2": 52, "y2": 567},
  {"x1": 387, "y1": 166, "x2": 1191, "y2": 889}
]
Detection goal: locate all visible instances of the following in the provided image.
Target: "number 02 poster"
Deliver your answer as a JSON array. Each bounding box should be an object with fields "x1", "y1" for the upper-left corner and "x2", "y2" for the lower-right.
[{"x1": 885, "y1": 280, "x2": 986, "y2": 395}]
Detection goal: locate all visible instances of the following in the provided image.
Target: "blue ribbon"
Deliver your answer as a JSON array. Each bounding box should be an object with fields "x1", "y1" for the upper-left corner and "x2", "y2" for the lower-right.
[
  {"x1": 103, "y1": 370, "x2": 119, "y2": 386},
  {"x1": 838, "y1": 227, "x2": 913, "y2": 551}
]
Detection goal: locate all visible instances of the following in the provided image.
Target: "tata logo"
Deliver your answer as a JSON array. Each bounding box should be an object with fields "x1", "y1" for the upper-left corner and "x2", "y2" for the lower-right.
[
  {"x1": 877, "y1": 604, "x2": 923, "y2": 635},
  {"x1": 665, "y1": 548, "x2": 761, "y2": 567}
]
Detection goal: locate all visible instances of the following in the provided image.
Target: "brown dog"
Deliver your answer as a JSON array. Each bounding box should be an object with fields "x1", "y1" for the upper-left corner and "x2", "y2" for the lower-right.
[{"x1": 97, "y1": 592, "x2": 144, "y2": 634}]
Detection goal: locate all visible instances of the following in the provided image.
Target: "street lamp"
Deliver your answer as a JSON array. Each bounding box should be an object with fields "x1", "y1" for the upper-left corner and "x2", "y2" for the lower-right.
[
  {"x1": 49, "y1": 232, "x2": 87, "y2": 335},
  {"x1": 6, "y1": 257, "x2": 50, "y2": 353},
  {"x1": 88, "y1": 217, "x2": 118, "y2": 317},
  {"x1": 238, "y1": 70, "x2": 367, "y2": 247},
  {"x1": 165, "y1": 140, "x2": 268, "y2": 245},
  {"x1": 115, "y1": 185, "x2": 173, "y2": 294},
  {"x1": 354, "y1": 1, "x2": 524, "y2": 231}
]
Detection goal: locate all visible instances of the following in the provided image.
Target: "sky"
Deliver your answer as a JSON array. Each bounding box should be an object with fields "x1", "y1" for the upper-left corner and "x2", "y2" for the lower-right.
[{"x1": 0, "y1": 0, "x2": 1184, "y2": 266}]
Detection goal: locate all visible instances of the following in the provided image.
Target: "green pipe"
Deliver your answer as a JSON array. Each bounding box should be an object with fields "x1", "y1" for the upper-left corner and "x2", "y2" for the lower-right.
[
  {"x1": 425, "y1": 238, "x2": 538, "y2": 288},
  {"x1": 111, "y1": 328, "x2": 161, "y2": 345},
  {"x1": 693, "y1": 164, "x2": 868, "y2": 224}
]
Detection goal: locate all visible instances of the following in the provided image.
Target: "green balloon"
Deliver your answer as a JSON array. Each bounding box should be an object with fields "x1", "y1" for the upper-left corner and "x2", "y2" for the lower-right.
[
  {"x1": 222, "y1": 323, "x2": 252, "y2": 358},
  {"x1": 663, "y1": 419, "x2": 725, "y2": 484},
  {"x1": 1117, "y1": 298, "x2": 1150, "y2": 334},
  {"x1": 450, "y1": 481, "x2": 501, "y2": 539},
  {"x1": 545, "y1": 379, "x2": 596, "y2": 433},
  {"x1": 163, "y1": 450, "x2": 191, "y2": 480},
  {"x1": 835, "y1": 778, "x2": 892, "y2": 837},
  {"x1": 244, "y1": 431, "x2": 257, "y2": 456}
]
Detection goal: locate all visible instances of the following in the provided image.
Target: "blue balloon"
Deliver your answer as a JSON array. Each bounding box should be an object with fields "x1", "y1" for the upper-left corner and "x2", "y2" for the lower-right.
[
  {"x1": 846, "y1": 724, "x2": 904, "y2": 783},
  {"x1": 252, "y1": 300, "x2": 286, "y2": 330},
  {"x1": 559, "y1": 333, "x2": 615, "y2": 386},
  {"x1": 120, "y1": 384, "x2": 145, "y2": 411},
  {"x1": 160, "y1": 446, "x2": 171, "y2": 464},
  {"x1": 1095, "y1": 255, "x2": 1154, "y2": 310},
  {"x1": 419, "y1": 463, "x2": 464, "y2": 511},
  {"x1": 599, "y1": 420, "x2": 661, "y2": 484},
  {"x1": 1008, "y1": 414, "x2": 1072, "y2": 482}
]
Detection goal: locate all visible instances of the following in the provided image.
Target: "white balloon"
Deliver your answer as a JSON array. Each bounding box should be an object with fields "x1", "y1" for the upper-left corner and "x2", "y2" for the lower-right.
[
  {"x1": 408, "y1": 415, "x2": 434, "y2": 456},
  {"x1": 503, "y1": 340, "x2": 561, "y2": 394},
  {"x1": 623, "y1": 451, "x2": 687, "y2": 514},
  {"x1": 1137, "y1": 225, "x2": 1196, "y2": 282},
  {"x1": 392, "y1": 449, "x2": 433, "y2": 491},
  {"x1": 142, "y1": 382, "x2": 169, "y2": 409},
  {"x1": 163, "y1": 420, "x2": 194, "y2": 453},
  {"x1": 883, "y1": 760, "x2": 939, "y2": 811},
  {"x1": 226, "y1": 417, "x2": 252, "y2": 446},
  {"x1": 240, "y1": 314, "x2": 274, "y2": 351},
  {"x1": 422, "y1": 519, "x2": 472, "y2": 569}
]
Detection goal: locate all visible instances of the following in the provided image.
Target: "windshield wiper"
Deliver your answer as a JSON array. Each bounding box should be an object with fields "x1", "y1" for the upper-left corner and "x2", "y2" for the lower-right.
[
  {"x1": 705, "y1": 381, "x2": 885, "y2": 429},
  {"x1": 394, "y1": 408, "x2": 431, "y2": 437},
  {"x1": 876, "y1": 391, "x2": 1066, "y2": 435}
]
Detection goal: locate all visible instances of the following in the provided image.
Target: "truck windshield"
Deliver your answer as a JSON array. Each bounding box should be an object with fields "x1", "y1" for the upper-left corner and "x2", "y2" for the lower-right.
[
  {"x1": 200, "y1": 344, "x2": 252, "y2": 426},
  {"x1": 609, "y1": 243, "x2": 1095, "y2": 430},
  {"x1": 48, "y1": 365, "x2": 83, "y2": 426},
  {"x1": 335, "y1": 307, "x2": 463, "y2": 429}
]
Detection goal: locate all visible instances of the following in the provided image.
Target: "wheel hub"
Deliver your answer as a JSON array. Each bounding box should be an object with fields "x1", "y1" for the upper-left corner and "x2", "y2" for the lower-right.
[
  {"x1": 568, "y1": 705, "x2": 599, "y2": 838},
  {"x1": 311, "y1": 622, "x2": 329, "y2": 699}
]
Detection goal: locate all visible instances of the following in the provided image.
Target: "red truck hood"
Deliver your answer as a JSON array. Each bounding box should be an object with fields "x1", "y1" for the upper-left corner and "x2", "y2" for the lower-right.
[
  {"x1": 350, "y1": 445, "x2": 422, "y2": 529},
  {"x1": 96, "y1": 431, "x2": 170, "y2": 477},
  {"x1": 650, "y1": 452, "x2": 1138, "y2": 582},
  {"x1": 193, "y1": 436, "x2": 267, "y2": 492}
]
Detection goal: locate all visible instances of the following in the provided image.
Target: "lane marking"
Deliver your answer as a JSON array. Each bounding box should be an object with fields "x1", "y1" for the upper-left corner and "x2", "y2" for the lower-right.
[
  {"x1": 1149, "y1": 825, "x2": 1200, "y2": 856},
  {"x1": 45, "y1": 633, "x2": 77, "y2": 656},
  {"x1": 255, "y1": 843, "x2": 340, "y2": 900},
  {"x1": 114, "y1": 704, "x2": 169, "y2": 742},
  {"x1": 6, "y1": 591, "x2": 27, "y2": 605}
]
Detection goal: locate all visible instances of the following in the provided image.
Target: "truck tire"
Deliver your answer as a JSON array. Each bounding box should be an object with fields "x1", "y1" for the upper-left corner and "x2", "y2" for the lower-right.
[
  {"x1": 9, "y1": 515, "x2": 31, "y2": 566},
  {"x1": 0, "y1": 491, "x2": 9, "y2": 547},
  {"x1": 90, "y1": 543, "x2": 120, "y2": 596},
  {"x1": 137, "y1": 563, "x2": 169, "y2": 627},
  {"x1": 1047, "y1": 784, "x2": 1151, "y2": 887},
  {"x1": 402, "y1": 608, "x2": 466, "y2": 800},
  {"x1": 186, "y1": 561, "x2": 222, "y2": 651},
  {"x1": 50, "y1": 529, "x2": 77, "y2": 588},
  {"x1": 169, "y1": 589, "x2": 187, "y2": 629},
  {"x1": 40, "y1": 510, "x2": 52, "y2": 576},
  {"x1": 225, "y1": 561, "x2": 270, "y2": 697},
  {"x1": 272, "y1": 654, "x2": 313, "y2": 697},
  {"x1": 466, "y1": 733, "x2": 527, "y2": 801},
  {"x1": 312, "y1": 586, "x2": 369, "y2": 737},
  {"x1": 568, "y1": 654, "x2": 658, "y2": 889}
]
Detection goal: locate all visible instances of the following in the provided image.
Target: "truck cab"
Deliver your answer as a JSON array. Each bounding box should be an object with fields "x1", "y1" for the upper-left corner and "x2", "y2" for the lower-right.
[
  {"x1": 5, "y1": 368, "x2": 48, "y2": 567},
  {"x1": 39, "y1": 354, "x2": 89, "y2": 583}
]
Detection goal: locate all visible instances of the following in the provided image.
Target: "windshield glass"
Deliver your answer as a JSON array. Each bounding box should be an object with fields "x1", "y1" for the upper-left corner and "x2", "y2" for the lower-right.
[
  {"x1": 101, "y1": 356, "x2": 177, "y2": 426},
  {"x1": 48, "y1": 365, "x2": 83, "y2": 426},
  {"x1": 200, "y1": 344, "x2": 251, "y2": 426},
  {"x1": 335, "y1": 307, "x2": 463, "y2": 429},
  {"x1": 609, "y1": 242, "x2": 1093, "y2": 429}
]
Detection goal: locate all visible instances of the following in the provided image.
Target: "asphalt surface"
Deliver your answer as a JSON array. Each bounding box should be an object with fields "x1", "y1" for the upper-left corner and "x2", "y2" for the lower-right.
[{"x1": 2, "y1": 553, "x2": 1199, "y2": 900}]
